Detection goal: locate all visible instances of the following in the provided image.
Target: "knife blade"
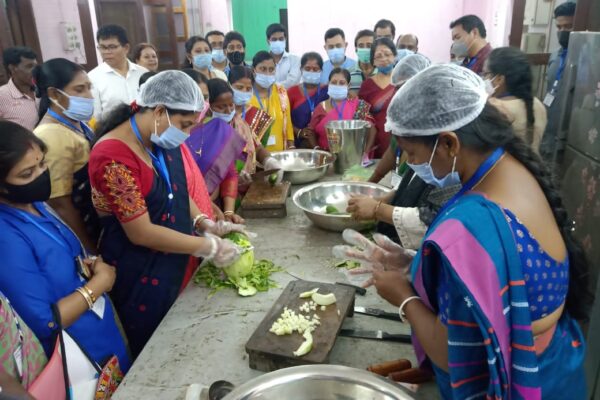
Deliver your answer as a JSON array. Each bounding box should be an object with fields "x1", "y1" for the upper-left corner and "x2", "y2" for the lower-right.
[
  {"x1": 354, "y1": 306, "x2": 401, "y2": 321},
  {"x1": 338, "y1": 329, "x2": 411, "y2": 343},
  {"x1": 251, "y1": 168, "x2": 281, "y2": 179}
]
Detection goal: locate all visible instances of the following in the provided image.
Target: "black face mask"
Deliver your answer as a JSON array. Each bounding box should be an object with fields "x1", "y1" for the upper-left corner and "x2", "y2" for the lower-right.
[
  {"x1": 227, "y1": 51, "x2": 245, "y2": 65},
  {"x1": 1, "y1": 169, "x2": 51, "y2": 204},
  {"x1": 557, "y1": 30, "x2": 571, "y2": 49}
]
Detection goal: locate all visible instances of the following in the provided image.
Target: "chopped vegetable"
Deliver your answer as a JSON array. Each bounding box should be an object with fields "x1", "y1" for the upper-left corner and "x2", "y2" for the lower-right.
[
  {"x1": 270, "y1": 307, "x2": 320, "y2": 336},
  {"x1": 333, "y1": 260, "x2": 361, "y2": 270},
  {"x1": 299, "y1": 288, "x2": 319, "y2": 298},
  {"x1": 293, "y1": 330, "x2": 313, "y2": 357},
  {"x1": 320, "y1": 305, "x2": 326, "y2": 311},
  {"x1": 312, "y1": 292, "x2": 337, "y2": 306},
  {"x1": 268, "y1": 173, "x2": 278, "y2": 186},
  {"x1": 325, "y1": 205, "x2": 340, "y2": 214}
]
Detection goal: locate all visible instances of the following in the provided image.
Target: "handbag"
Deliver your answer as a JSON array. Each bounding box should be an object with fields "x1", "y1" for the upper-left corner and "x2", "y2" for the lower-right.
[{"x1": 28, "y1": 336, "x2": 69, "y2": 400}]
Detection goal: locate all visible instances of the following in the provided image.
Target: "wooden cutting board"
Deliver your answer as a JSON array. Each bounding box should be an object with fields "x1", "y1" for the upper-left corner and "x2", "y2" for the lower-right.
[
  {"x1": 240, "y1": 181, "x2": 291, "y2": 218},
  {"x1": 245, "y1": 280, "x2": 355, "y2": 372}
]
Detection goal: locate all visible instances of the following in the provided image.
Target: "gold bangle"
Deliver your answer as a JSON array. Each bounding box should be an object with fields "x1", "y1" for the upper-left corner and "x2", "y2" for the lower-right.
[
  {"x1": 193, "y1": 214, "x2": 208, "y2": 228},
  {"x1": 373, "y1": 201, "x2": 382, "y2": 219},
  {"x1": 76, "y1": 287, "x2": 93, "y2": 310},
  {"x1": 82, "y1": 285, "x2": 97, "y2": 303}
]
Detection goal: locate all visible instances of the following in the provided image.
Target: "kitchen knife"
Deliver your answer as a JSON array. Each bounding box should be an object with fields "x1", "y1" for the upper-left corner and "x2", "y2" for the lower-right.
[
  {"x1": 251, "y1": 168, "x2": 281, "y2": 180},
  {"x1": 354, "y1": 306, "x2": 401, "y2": 322},
  {"x1": 338, "y1": 329, "x2": 411, "y2": 343}
]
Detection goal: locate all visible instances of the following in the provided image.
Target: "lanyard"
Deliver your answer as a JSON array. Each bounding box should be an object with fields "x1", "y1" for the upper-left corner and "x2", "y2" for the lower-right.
[
  {"x1": 129, "y1": 116, "x2": 174, "y2": 215},
  {"x1": 242, "y1": 106, "x2": 247, "y2": 120},
  {"x1": 434, "y1": 147, "x2": 505, "y2": 221},
  {"x1": 395, "y1": 147, "x2": 402, "y2": 173},
  {"x1": 331, "y1": 99, "x2": 346, "y2": 120},
  {"x1": 47, "y1": 109, "x2": 94, "y2": 142},
  {"x1": 253, "y1": 86, "x2": 272, "y2": 113},
  {"x1": 466, "y1": 56, "x2": 478, "y2": 69},
  {"x1": 302, "y1": 84, "x2": 321, "y2": 113},
  {"x1": 555, "y1": 49, "x2": 568, "y2": 83}
]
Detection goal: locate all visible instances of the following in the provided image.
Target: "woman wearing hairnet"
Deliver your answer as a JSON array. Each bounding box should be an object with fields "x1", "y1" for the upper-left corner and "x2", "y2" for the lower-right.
[
  {"x1": 89, "y1": 70, "x2": 244, "y2": 357},
  {"x1": 336, "y1": 65, "x2": 591, "y2": 399}
]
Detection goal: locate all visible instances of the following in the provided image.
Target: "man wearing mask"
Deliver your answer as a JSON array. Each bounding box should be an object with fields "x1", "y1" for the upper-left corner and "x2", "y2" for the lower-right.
[
  {"x1": 266, "y1": 23, "x2": 301, "y2": 89},
  {"x1": 206, "y1": 30, "x2": 227, "y2": 72},
  {"x1": 0, "y1": 46, "x2": 39, "y2": 130},
  {"x1": 223, "y1": 31, "x2": 248, "y2": 77},
  {"x1": 539, "y1": 1, "x2": 576, "y2": 159},
  {"x1": 395, "y1": 34, "x2": 419, "y2": 64},
  {"x1": 374, "y1": 19, "x2": 395, "y2": 41},
  {"x1": 449, "y1": 15, "x2": 492, "y2": 74},
  {"x1": 349, "y1": 29, "x2": 376, "y2": 97},
  {"x1": 320, "y1": 28, "x2": 356, "y2": 85}
]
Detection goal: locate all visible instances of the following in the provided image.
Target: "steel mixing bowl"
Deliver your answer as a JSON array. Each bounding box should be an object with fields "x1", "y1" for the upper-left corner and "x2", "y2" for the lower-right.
[
  {"x1": 270, "y1": 149, "x2": 335, "y2": 185},
  {"x1": 293, "y1": 181, "x2": 392, "y2": 232}
]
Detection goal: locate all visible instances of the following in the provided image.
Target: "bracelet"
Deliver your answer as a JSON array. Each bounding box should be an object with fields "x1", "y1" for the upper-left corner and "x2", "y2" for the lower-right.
[
  {"x1": 373, "y1": 201, "x2": 382, "y2": 219},
  {"x1": 398, "y1": 295, "x2": 421, "y2": 323},
  {"x1": 223, "y1": 211, "x2": 234, "y2": 216},
  {"x1": 76, "y1": 287, "x2": 94, "y2": 310},
  {"x1": 193, "y1": 214, "x2": 208, "y2": 229},
  {"x1": 82, "y1": 285, "x2": 97, "y2": 303}
]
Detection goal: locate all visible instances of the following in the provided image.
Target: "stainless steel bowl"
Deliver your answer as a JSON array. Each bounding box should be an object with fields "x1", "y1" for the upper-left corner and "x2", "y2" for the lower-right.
[
  {"x1": 293, "y1": 181, "x2": 392, "y2": 232},
  {"x1": 271, "y1": 149, "x2": 335, "y2": 185},
  {"x1": 222, "y1": 365, "x2": 415, "y2": 400}
]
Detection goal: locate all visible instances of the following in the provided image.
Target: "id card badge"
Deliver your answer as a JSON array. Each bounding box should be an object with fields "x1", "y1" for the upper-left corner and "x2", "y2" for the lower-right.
[
  {"x1": 14, "y1": 344, "x2": 23, "y2": 378},
  {"x1": 544, "y1": 81, "x2": 559, "y2": 107},
  {"x1": 91, "y1": 295, "x2": 106, "y2": 319},
  {"x1": 391, "y1": 172, "x2": 402, "y2": 189},
  {"x1": 267, "y1": 135, "x2": 276, "y2": 146}
]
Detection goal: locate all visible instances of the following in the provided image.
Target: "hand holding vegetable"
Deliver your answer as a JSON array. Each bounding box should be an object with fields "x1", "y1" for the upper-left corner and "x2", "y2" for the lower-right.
[
  {"x1": 239, "y1": 170, "x2": 253, "y2": 186},
  {"x1": 194, "y1": 234, "x2": 241, "y2": 268},
  {"x1": 263, "y1": 157, "x2": 283, "y2": 184},
  {"x1": 199, "y1": 219, "x2": 255, "y2": 238},
  {"x1": 346, "y1": 195, "x2": 380, "y2": 220}
]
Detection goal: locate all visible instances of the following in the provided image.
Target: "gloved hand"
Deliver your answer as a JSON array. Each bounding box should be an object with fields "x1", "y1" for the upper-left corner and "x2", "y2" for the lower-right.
[
  {"x1": 194, "y1": 234, "x2": 241, "y2": 268},
  {"x1": 263, "y1": 157, "x2": 283, "y2": 184},
  {"x1": 239, "y1": 170, "x2": 253, "y2": 186},
  {"x1": 199, "y1": 219, "x2": 256, "y2": 238},
  {"x1": 332, "y1": 229, "x2": 415, "y2": 287}
]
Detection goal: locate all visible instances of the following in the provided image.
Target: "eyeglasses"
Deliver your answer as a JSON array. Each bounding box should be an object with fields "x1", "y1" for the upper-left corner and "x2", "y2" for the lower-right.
[{"x1": 97, "y1": 44, "x2": 121, "y2": 52}]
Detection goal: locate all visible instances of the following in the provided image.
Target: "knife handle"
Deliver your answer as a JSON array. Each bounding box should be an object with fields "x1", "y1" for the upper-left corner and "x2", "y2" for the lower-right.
[
  {"x1": 382, "y1": 333, "x2": 412, "y2": 343},
  {"x1": 377, "y1": 311, "x2": 402, "y2": 322}
]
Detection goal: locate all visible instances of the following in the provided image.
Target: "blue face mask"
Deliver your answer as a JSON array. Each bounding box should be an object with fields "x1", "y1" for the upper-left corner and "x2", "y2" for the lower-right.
[
  {"x1": 212, "y1": 108, "x2": 235, "y2": 123},
  {"x1": 255, "y1": 73, "x2": 276, "y2": 89},
  {"x1": 395, "y1": 48, "x2": 415, "y2": 64},
  {"x1": 232, "y1": 88, "x2": 252, "y2": 106},
  {"x1": 327, "y1": 47, "x2": 345, "y2": 64},
  {"x1": 193, "y1": 53, "x2": 213, "y2": 69},
  {"x1": 51, "y1": 89, "x2": 94, "y2": 121},
  {"x1": 150, "y1": 110, "x2": 188, "y2": 149},
  {"x1": 270, "y1": 40, "x2": 286, "y2": 55},
  {"x1": 378, "y1": 63, "x2": 394, "y2": 75},
  {"x1": 356, "y1": 48, "x2": 371, "y2": 64},
  {"x1": 407, "y1": 138, "x2": 461, "y2": 188},
  {"x1": 302, "y1": 70, "x2": 321, "y2": 85},
  {"x1": 328, "y1": 84, "x2": 348, "y2": 100},
  {"x1": 211, "y1": 49, "x2": 226, "y2": 63}
]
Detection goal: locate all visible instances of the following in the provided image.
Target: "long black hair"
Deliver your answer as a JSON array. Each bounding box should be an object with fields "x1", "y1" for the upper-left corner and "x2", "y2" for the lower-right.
[
  {"x1": 0, "y1": 120, "x2": 47, "y2": 184},
  {"x1": 487, "y1": 47, "x2": 536, "y2": 145},
  {"x1": 206, "y1": 78, "x2": 233, "y2": 106},
  {"x1": 408, "y1": 103, "x2": 594, "y2": 321},
  {"x1": 32, "y1": 58, "x2": 85, "y2": 121}
]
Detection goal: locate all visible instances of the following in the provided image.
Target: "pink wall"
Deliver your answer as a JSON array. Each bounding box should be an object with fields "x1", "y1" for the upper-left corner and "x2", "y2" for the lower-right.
[
  {"x1": 31, "y1": 0, "x2": 88, "y2": 64},
  {"x1": 199, "y1": 0, "x2": 233, "y2": 35},
  {"x1": 463, "y1": 0, "x2": 513, "y2": 48}
]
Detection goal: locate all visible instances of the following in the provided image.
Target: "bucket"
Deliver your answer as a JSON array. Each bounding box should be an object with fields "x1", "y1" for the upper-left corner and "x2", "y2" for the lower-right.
[{"x1": 325, "y1": 119, "x2": 370, "y2": 174}]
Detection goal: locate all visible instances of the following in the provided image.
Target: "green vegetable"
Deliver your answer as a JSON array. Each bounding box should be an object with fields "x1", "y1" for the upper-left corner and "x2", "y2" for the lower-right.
[
  {"x1": 222, "y1": 233, "x2": 254, "y2": 280},
  {"x1": 333, "y1": 260, "x2": 361, "y2": 270},
  {"x1": 325, "y1": 205, "x2": 340, "y2": 214},
  {"x1": 268, "y1": 173, "x2": 278, "y2": 186}
]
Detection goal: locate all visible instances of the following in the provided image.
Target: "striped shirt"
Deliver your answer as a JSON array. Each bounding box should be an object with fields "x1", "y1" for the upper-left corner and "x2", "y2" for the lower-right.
[{"x1": 0, "y1": 79, "x2": 39, "y2": 130}]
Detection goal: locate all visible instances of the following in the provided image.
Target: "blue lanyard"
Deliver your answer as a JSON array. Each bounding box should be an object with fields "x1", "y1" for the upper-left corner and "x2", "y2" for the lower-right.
[
  {"x1": 435, "y1": 147, "x2": 505, "y2": 221},
  {"x1": 47, "y1": 109, "x2": 94, "y2": 142},
  {"x1": 331, "y1": 99, "x2": 346, "y2": 120},
  {"x1": 555, "y1": 49, "x2": 568, "y2": 83},
  {"x1": 242, "y1": 106, "x2": 247, "y2": 120},
  {"x1": 466, "y1": 56, "x2": 478, "y2": 69},
  {"x1": 129, "y1": 116, "x2": 174, "y2": 216},
  {"x1": 302, "y1": 84, "x2": 321, "y2": 113},
  {"x1": 253, "y1": 86, "x2": 272, "y2": 112}
]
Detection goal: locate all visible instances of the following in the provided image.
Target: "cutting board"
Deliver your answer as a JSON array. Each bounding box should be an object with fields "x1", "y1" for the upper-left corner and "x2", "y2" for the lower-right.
[
  {"x1": 240, "y1": 181, "x2": 291, "y2": 218},
  {"x1": 245, "y1": 280, "x2": 355, "y2": 372}
]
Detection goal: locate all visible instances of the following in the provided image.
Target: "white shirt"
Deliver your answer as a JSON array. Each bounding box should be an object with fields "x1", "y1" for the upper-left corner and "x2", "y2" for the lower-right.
[
  {"x1": 88, "y1": 60, "x2": 148, "y2": 121},
  {"x1": 274, "y1": 52, "x2": 301, "y2": 89}
]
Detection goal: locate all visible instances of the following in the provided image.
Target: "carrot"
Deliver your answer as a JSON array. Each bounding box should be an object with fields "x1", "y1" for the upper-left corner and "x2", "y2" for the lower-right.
[
  {"x1": 388, "y1": 368, "x2": 432, "y2": 384},
  {"x1": 367, "y1": 359, "x2": 411, "y2": 376}
]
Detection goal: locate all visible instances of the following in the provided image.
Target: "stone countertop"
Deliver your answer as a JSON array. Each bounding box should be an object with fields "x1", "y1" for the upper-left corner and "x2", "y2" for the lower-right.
[{"x1": 113, "y1": 174, "x2": 440, "y2": 400}]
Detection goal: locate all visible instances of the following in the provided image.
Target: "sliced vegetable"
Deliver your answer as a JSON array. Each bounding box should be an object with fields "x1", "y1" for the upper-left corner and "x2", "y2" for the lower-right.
[
  {"x1": 299, "y1": 288, "x2": 319, "y2": 298},
  {"x1": 312, "y1": 292, "x2": 337, "y2": 306},
  {"x1": 293, "y1": 330, "x2": 313, "y2": 357},
  {"x1": 268, "y1": 173, "x2": 278, "y2": 186},
  {"x1": 325, "y1": 205, "x2": 340, "y2": 214},
  {"x1": 238, "y1": 286, "x2": 257, "y2": 297}
]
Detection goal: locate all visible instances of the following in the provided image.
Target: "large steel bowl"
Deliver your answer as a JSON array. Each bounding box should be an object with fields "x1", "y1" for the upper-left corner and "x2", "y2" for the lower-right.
[
  {"x1": 293, "y1": 181, "x2": 392, "y2": 232},
  {"x1": 222, "y1": 365, "x2": 415, "y2": 399},
  {"x1": 271, "y1": 149, "x2": 335, "y2": 185}
]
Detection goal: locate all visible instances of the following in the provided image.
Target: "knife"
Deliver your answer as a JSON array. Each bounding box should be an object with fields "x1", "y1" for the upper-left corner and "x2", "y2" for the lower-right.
[
  {"x1": 251, "y1": 168, "x2": 281, "y2": 179},
  {"x1": 354, "y1": 306, "x2": 401, "y2": 321},
  {"x1": 338, "y1": 329, "x2": 411, "y2": 343}
]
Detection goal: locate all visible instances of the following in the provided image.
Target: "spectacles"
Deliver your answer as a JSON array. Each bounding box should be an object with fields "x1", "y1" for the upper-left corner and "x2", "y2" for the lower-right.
[{"x1": 97, "y1": 44, "x2": 121, "y2": 52}]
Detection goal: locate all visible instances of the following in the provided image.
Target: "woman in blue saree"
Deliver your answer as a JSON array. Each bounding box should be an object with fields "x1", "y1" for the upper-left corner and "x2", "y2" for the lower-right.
[{"x1": 336, "y1": 65, "x2": 593, "y2": 399}]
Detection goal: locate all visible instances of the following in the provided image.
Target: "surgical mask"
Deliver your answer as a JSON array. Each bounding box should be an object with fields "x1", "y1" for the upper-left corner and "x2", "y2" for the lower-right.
[
  {"x1": 328, "y1": 84, "x2": 348, "y2": 100},
  {"x1": 212, "y1": 108, "x2": 235, "y2": 123},
  {"x1": 233, "y1": 88, "x2": 252, "y2": 106},
  {"x1": 255, "y1": 73, "x2": 276, "y2": 89},
  {"x1": 270, "y1": 40, "x2": 286, "y2": 55},
  {"x1": 50, "y1": 89, "x2": 94, "y2": 121},
  {"x1": 407, "y1": 138, "x2": 461, "y2": 188},
  {"x1": 452, "y1": 40, "x2": 469, "y2": 59},
  {"x1": 327, "y1": 47, "x2": 345, "y2": 64},
  {"x1": 557, "y1": 30, "x2": 571, "y2": 49},
  {"x1": 150, "y1": 110, "x2": 188, "y2": 149},
  {"x1": 395, "y1": 48, "x2": 414, "y2": 64},
  {"x1": 1, "y1": 168, "x2": 51, "y2": 204},
  {"x1": 484, "y1": 76, "x2": 498, "y2": 96},
  {"x1": 356, "y1": 48, "x2": 371, "y2": 64},
  {"x1": 302, "y1": 70, "x2": 321, "y2": 85},
  {"x1": 378, "y1": 63, "x2": 394, "y2": 75},
  {"x1": 193, "y1": 53, "x2": 213, "y2": 69},
  {"x1": 212, "y1": 49, "x2": 227, "y2": 63},
  {"x1": 227, "y1": 51, "x2": 245, "y2": 65}
]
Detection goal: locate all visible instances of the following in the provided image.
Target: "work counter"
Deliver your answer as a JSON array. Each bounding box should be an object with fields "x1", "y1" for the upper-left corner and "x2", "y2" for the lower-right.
[{"x1": 113, "y1": 175, "x2": 441, "y2": 400}]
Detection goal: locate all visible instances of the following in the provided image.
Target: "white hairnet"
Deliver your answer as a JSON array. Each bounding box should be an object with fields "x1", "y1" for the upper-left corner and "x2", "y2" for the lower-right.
[
  {"x1": 385, "y1": 64, "x2": 487, "y2": 137},
  {"x1": 137, "y1": 70, "x2": 204, "y2": 112},
  {"x1": 391, "y1": 54, "x2": 431, "y2": 85}
]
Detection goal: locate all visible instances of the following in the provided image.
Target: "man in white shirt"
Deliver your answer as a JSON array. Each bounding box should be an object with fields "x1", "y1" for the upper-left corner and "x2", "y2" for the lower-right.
[
  {"x1": 266, "y1": 23, "x2": 300, "y2": 89},
  {"x1": 88, "y1": 24, "x2": 147, "y2": 121}
]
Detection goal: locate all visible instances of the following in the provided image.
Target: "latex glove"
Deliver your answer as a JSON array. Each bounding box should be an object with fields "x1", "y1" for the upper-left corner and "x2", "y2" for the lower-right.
[
  {"x1": 194, "y1": 234, "x2": 241, "y2": 268},
  {"x1": 239, "y1": 170, "x2": 253, "y2": 186},
  {"x1": 263, "y1": 157, "x2": 284, "y2": 184},
  {"x1": 347, "y1": 195, "x2": 380, "y2": 221},
  {"x1": 332, "y1": 229, "x2": 415, "y2": 287},
  {"x1": 199, "y1": 219, "x2": 256, "y2": 238}
]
